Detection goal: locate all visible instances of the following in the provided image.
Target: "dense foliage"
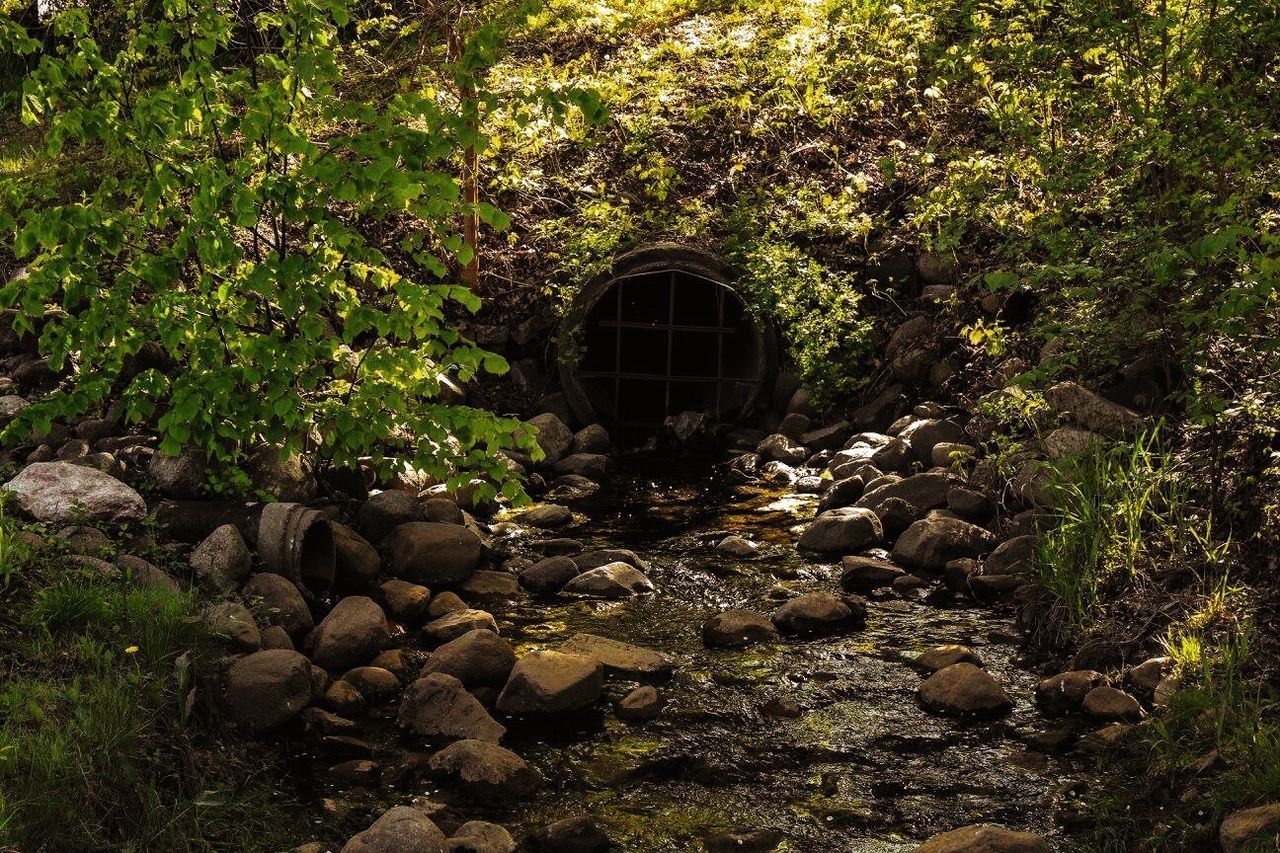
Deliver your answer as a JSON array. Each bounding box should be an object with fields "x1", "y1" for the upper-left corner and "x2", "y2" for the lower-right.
[{"x1": 0, "y1": 0, "x2": 598, "y2": 498}]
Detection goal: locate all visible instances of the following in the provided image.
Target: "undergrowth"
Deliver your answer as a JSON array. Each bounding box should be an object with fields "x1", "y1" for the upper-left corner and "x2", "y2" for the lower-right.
[{"x1": 0, "y1": 511, "x2": 309, "y2": 852}]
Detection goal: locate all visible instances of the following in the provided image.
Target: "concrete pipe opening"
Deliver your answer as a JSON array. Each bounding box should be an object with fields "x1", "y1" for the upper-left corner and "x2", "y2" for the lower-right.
[{"x1": 559, "y1": 246, "x2": 777, "y2": 444}]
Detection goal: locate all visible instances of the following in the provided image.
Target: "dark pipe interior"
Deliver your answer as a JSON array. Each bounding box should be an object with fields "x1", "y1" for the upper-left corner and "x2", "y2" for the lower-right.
[
  {"x1": 573, "y1": 269, "x2": 767, "y2": 441},
  {"x1": 299, "y1": 522, "x2": 335, "y2": 593}
]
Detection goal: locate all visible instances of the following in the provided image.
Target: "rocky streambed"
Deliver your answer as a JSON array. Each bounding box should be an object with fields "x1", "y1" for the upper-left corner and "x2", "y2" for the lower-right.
[{"x1": 286, "y1": 455, "x2": 1102, "y2": 851}]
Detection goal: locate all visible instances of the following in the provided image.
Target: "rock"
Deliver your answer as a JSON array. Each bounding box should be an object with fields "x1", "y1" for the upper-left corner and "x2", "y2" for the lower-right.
[
  {"x1": 705, "y1": 828, "x2": 784, "y2": 853},
  {"x1": 875, "y1": 496, "x2": 919, "y2": 540},
  {"x1": 340, "y1": 805, "x2": 448, "y2": 853},
  {"x1": 341, "y1": 666, "x2": 400, "y2": 703},
  {"x1": 3, "y1": 461, "x2": 147, "y2": 524},
  {"x1": 222, "y1": 649, "x2": 316, "y2": 733},
  {"x1": 702, "y1": 610, "x2": 779, "y2": 648},
  {"x1": 1220, "y1": 802, "x2": 1280, "y2": 852},
  {"x1": 357, "y1": 491, "x2": 426, "y2": 543},
  {"x1": 0, "y1": 394, "x2": 29, "y2": 422},
  {"x1": 947, "y1": 487, "x2": 993, "y2": 523},
  {"x1": 562, "y1": 562, "x2": 654, "y2": 598},
  {"x1": 616, "y1": 685, "x2": 663, "y2": 721},
  {"x1": 552, "y1": 453, "x2": 614, "y2": 480},
  {"x1": 573, "y1": 548, "x2": 651, "y2": 573},
  {"x1": 855, "y1": 471, "x2": 961, "y2": 514},
  {"x1": 384, "y1": 522, "x2": 483, "y2": 586},
  {"x1": 1044, "y1": 426, "x2": 1104, "y2": 460},
  {"x1": 777, "y1": 412, "x2": 811, "y2": 441},
  {"x1": 459, "y1": 570, "x2": 521, "y2": 599},
  {"x1": 771, "y1": 592, "x2": 866, "y2": 634},
  {"x1": 817, "y1": 477, "x2": 864, "y2": 512},
  {"x1": 893, "y1": 516, "x2": 999, "y2": 570},
  {"x1": 913, "y1": 645, "x2": 984, "y2": 673},
  {"x1": 546, "y1": 475, "x2": 600, "y2": 501},
  {"x1": 968, "y1": 573, "x2": 1025, "y2": 601},
  {"x1": 984, "y1": 535, "x2": 1036, "y2": 576},
  {"x1": 244, "y1": 573, "x2": 314, "y2": 639},
  {"x1": 717, "y1": 535, "x2": 760, "y2": 558},
  {"x1": 147, "y1": 447, "x2": 210, "y2": 499},
  {"x1": 496, "y1": 650, "x2": 603, "y2": 715},
  {"x1": 526, "y1": 412, "x2": 573, "y2": 463},
  {"x1": 190, "y1": 524, "x2": 253, "y2": 593},
  {"x1": 911, "y1": 824, "x2": 1049, "y2": 852},
  {"x1": 309, "y1": 596, "x2": 390, "y2": 671},
  {"x1": 900, "y1": 418, "x2": 967, "y2": 465},
  {"x1": 331, "y1": 523, "x2": 381, "y2": 590},
  {"x1": 1045, "y1": 381, "x2": 1141, "y2": 437},
  {"x1": 205, "y1": 601, "x2": 261, "y2": 651},
  {"x1": 1127, "y1": 657, "x2": 1171, "y2": 695},
  {"x1": 1082, "y1": 686, "x2": 1144, "y2": 721},
  {"x1": 519, "y1": 556, "x2": 581, "y2": 593},
  {"x1": 560, "y1": 633, "x2": 675, "y2": 679},
  {"x1": 428, "y1": 739, "x2": 540, "y2": 802},
  {"x1": 328, "y1": 759, "x2": 380, "y2": 787},
  {"x1": 839, "y1": 555, "x2": 906, "y2": 591},
  {"x1": 570, "y1": 424, "x2": 611, "y2": 455},
  {"x1": 421, "y1": 629, "x2": 516, "y2": 688},
  {"x1": 422, "y1": 609, "x2": 499, "y2": 643},
  {"x1": 448, "y1": 820, "x2": 515, "y2": 853},
  {"x1": 931, "y1": 442, "x2": 975, "y2": 468},
  {"x1": 917, "y1": 663, "x2": 1013, "y2": 717},
  {"x1": 398, "y1": 672, "x2": 507, "y2": 743},
  {"x1": 379, "y1": 579, "x2": 433, "y2": 622},
  {"x1": 801, "y1": 422, "x2": 851, "y2": 450},
  {"x1": 246, "y1": 446, "x2": 315, "y2": 502},
  {"x1": 260, "y1": 625, "x2": 294, "y2": 650},
  {"x1": 533, "y1": 815, "x2": 609, "y2": 852},
  {"x1": 118, "y1": 553, "x2": 180, "y2": 593},
  {"x1": 323, "y1": 680, "x2": 367, "y2": 715},
  {"x1": 370, "y1": 648, "x2": 410, "y2": 679},
  {"x1": 797, "y1": 507, "x2": 883, "y2": 554},
  {"x1": 428, "y1": 591, "x2": 468, "y2": 617},
  {"x1": 518, "y1": 504, "x2": 573, "y2": 529},
  {"x1": 1035, "y1": 670, "x2": 1106, "y2": 714},
  {"x1": 757, "y1": 433, "x2": 807, "y2": 465}
]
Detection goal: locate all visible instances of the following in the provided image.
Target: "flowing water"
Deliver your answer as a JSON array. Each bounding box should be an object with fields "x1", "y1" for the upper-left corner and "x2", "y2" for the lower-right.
[{"x1": 298, "y1": 456, "x2": 1095, "y2": 851}]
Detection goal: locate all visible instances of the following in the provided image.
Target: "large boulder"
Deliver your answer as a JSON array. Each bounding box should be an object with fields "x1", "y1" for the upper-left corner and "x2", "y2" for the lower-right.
[
  {"x1": 423, "y1": 609, "x2": 499, "y2": 643},
  {"x1": 496, "y1": 650, "x2": 603, "y2": 714},
  {"x1": 420, "y1": 629, "x2": 517, "y2": 688},
  {"x1": 771, "y1": 592, "x2": 866, "y2": 635},
  {"x1": 912, "y1": 824, "x2": 1049, "y2": 852},
  {"x1": 448, "y1": 821, "x2": 516, "y2": 853},
  {"x1": 1034, "y1": 670, "x2": 1106, "y2": 714},
  {"x1": 900, "y1": 418, "x2": 967, "y2": 465},
  {"x1": 428, "y1": 739, "x2": 541, "y2": 802},
  {"x1": 309, "y1": 596, "x2": 390, "y2": 671},
  {"x1": 243, "y1": 572, "x2": 313, "y2": 639},
  {"x1": 222, "y1": 649, "x2": 315, "y2": 733},
  {"x1": 190, "y1": 524, "x2": 253, "y2": 593},
  {"x1": 1045, "y1": 381, "x2": 1141, "y2": 437},
  {"x1": 1082, "y1": 685, "x2": 1145, "y2": 721},
  {"x1": 893, "y1": 517, "x2": 999, "y2": 570},
  {"x1": 984, "y1": 535, "x2": 1036, "y2": 576},
  {"x1": 839, "y1": 555, "x2": 907, "y2": 592},
  {"x1": 3, "y1": 461, "x2": 146, "y2": 524},
  {"x1": 552, "y1": 453, "x2": 615, "y2": 480},
  {"x1": 559, "y1": 633, "x2": 675, "y2": 680},
  {"x1": 562, "y1": 563, "x2": 654, "y2": 598},
  {"x1": 332, "y1": 522, "x2": 382, "y2": 590},
  {"x1": 384, "y1": 522, "x2": 483, "y2": 586},
  {"x1": 797, "y1": 507, "x2": 883, "y2": 554},
  {"x1": 205, "y1": 601, "x2": 261, "y2": 651},
  {"x1": 917, "y1": 663, "x2": 1012, "y2": 717},
  {"x1": 519, "y1": 556, "x2": 582, "y2": 593},
  {"x1": 147, "y1": 447, "x2": 210, "y2": 499},
  {"x1": 340, "y1": 805, "x2": 448, "y2": 853},
  {"x1": 397, "y1": 672, "x2": 507, "y2": 743}
]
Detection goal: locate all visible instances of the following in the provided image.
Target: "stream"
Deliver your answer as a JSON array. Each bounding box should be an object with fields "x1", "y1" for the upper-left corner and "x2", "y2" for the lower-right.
[{"x1": 297, "y1": 454, "x2": 1095, "y2": 851}]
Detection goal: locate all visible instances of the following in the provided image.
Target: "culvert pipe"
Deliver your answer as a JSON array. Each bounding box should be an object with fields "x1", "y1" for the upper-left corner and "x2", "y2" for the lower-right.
[{"x1": 558, "y1": 245, "x2": 778, "y2": 443}]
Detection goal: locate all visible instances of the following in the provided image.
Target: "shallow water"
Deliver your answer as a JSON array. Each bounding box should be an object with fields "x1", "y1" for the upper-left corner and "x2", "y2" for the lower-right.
[{"x1": 299, "y1": 457, "x2": 1093, "y2": 851}]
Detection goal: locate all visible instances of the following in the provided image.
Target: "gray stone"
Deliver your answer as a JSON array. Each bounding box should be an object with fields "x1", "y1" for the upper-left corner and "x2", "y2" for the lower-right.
[
  {"x1": 702, "y1": 610, "x2": 779, "y2": 648},
  {"x1": 893, "y1": 516, "x2": 999, "y2": 570},
  {"x1": 496, "y1": 650, "x2": 603, "y2": 714},
  {"x1": 518, "y1": 504, "x2": 573, "y2": 529},
  {"x1": 1035, "y1": 670, "x2": 1106, "y2": 714},
  {"x1": 519, "y1": 556, "x2": 581, "y2": 593},
  {"x1": 190, "y1": 524, "x2": 252, "y2": 593},
  {"x1": 771, "y1": 592, "x2": 866, "y2": 634},
  {"x1": 911, "y1": 824, "x2": 1049, "y2": 852},
  {"x1": 917, "y1": 663, "x2": 1012, "y2": 716},
  {"x1": 422, "y1": 608, "x2": 498, "y2": 643},
  {"x1": 984, "y1": 535, "x2": 1036, "y2": 575},
  {"x1": 421, "y1": 629, "x2": 516, "y2": 688},
  {"x1": 855, "y1": 471, "x2": 961, "y2": 514},
  {"x1": 398, "y1": 672, "x2": 506, "y2": 743},
  {"x1": 1220, "y1": 802, "x2": 1280, "y2": 853},
  {"x1": 147, "y1": 447, "x2": 209, "y2": 499},
  {"x1": 358, "y1": 491, "x2": 426, "y2": 543},
  {"x1": 797, "y1": 507, "x2": 883, "y2": 554},
  {"x1": 839, "y1": 555, "x2": 906, "y2": 591},
  {"x1": 428, "y1": 739, "x2": 541, "y2": 802},
  {"x1": 559, "y1": 633, "x2": 675, "y2": 679},
  {"x1": 616, "y1": 685, "x2": 663, "y2": 722},
  {"x1": 1082, "y1": 686, "x2": 1144, "y2": 721},
  {"x1": 1045, "y1": 381, "x2": 1142, "y2": 437},
  {"x1": 384, "y1": 522, "x2": 483, "y2": 586},
  {"x1": 379, "y1": 578, "x2": 433, "y2": 622},
  {"x1": 533, "y1": 816, "x2": 609, "y2": 852},
  {"x1": 3, "y1": 461, "x2": 146, "y2": 524},
  {"x1": 206, "y1": 601, "x2": 261, "y2": 651},
  {"x1": 448, "y1": 820, "x2": 515, "y2": 853},
  {"x1": 340, "y1": 805, "x2": 447, "y2": 853},
  {"x1": 562, "y1": 562, "x2": 654, "y2": 598},
  {"x1": 309, "y1": 596, "x2": 390, "y2": 671},
  {"x1": 222, "y1": 649, "x2": 315, "y2": 733},
  {"x1": 526, "y1": 412, "x2": 573, "y2": 463},
  {"x1": 244, "y1": 573, "x2": 313, "y2": 639},
  {"x1": 332, "y1": 522, "x2": 381, "y2": 590},
  {"x1": 570, "y1": 424, "x2": 611, "y2": 455},
  {"x1": 912, "y1": 645, "x2": 983, "y2": 673}
]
